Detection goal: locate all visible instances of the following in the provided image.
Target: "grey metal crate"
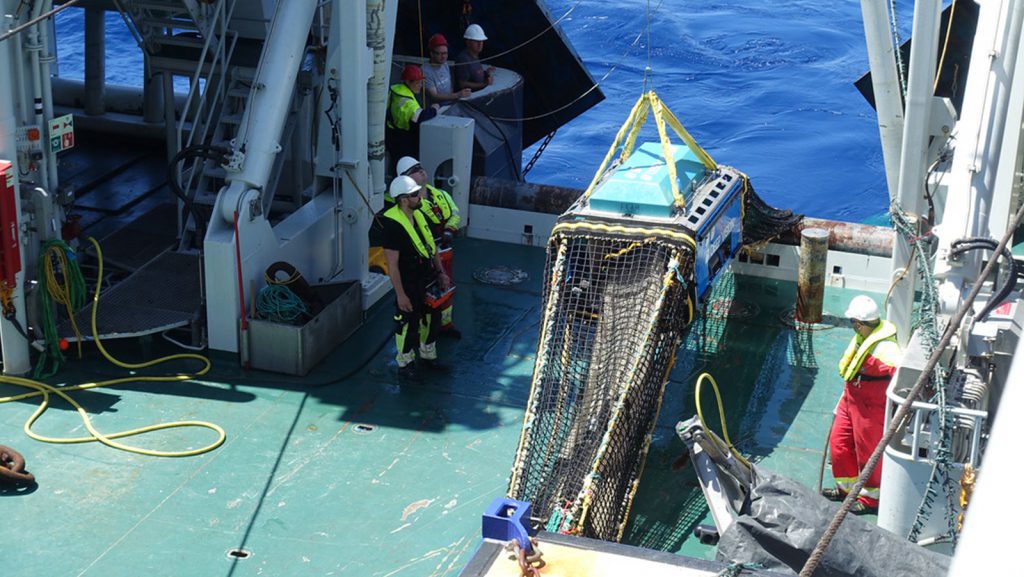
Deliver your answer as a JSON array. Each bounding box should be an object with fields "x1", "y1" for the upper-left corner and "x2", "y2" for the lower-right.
[{"x1": 247, "y1": 281, "x2": 363, "y2": 376}]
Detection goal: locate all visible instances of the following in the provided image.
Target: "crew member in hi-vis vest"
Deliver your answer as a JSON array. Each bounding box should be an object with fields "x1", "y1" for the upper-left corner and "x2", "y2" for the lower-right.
[
  {"x1": 822, "y1": 295, "x2": 902, "y2": 513},
  {"x1": 395, "y1": 156, "x2": 462, "y2": 338},
  {"x1": 381, "y1": 175, "x2": 451, "y2": 380}
]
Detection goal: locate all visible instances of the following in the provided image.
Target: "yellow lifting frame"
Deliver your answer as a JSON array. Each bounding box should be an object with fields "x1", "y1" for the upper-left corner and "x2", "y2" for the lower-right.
[{"x1": 582, "y1": 91, "x2": 717, "y2": 210}]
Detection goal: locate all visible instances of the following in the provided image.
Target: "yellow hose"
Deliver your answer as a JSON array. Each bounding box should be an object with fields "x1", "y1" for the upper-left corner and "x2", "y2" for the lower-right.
[
  {"x1": 0, "y1": 237, "x2": 224, "y2": 457},
  {"x1": 694, "y1": 372, "x2": 751, "y2": 468},
  {"x1": 42, "y1": 242, "x2": 84, "y2": 357}
]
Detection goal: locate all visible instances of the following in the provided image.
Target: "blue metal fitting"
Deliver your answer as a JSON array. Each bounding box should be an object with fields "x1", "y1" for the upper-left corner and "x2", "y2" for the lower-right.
[{"x1": 482, "y1": 497, "x2": 536, "y2": 552}]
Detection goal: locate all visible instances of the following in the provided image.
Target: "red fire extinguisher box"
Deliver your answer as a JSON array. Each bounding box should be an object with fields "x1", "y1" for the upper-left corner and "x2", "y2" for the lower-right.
[{"x1": 0, "y1": 160, "x2": 21, "y2": 288}]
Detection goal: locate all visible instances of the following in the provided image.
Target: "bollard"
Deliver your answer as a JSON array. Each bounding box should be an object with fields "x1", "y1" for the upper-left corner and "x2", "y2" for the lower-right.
[{"x1": 796, "y1": 228, "x2": 829, "y2": 323}]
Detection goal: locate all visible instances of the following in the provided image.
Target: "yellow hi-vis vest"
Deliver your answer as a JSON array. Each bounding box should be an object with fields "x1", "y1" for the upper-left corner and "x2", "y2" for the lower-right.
[
  {"x1": 386, "y1": 83, "x2": 420, "y2": 131},
  {"x1": 838, "y1": 319, "x2": 900, "y2": 381},
  {"x1": 383, "y1": 204, "x2": 436, "y2": 260},
  {"x1": 420, "y1": 184, "x2": 461, "y2": 229}
]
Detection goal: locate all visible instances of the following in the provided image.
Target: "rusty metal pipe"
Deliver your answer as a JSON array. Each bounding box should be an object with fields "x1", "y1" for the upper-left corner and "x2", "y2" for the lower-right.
[
  {"x1": 470, "y1": 176, "x2": 582, "y2": 214},
  {"x1": 469, "y1": 177, "x2": 894, "y2": 258},
  {"x1": 783, "y1": 218, "x2": 894, "y2": 257},
  {"x1": 797, "y1": 228, "x2": 829, "y2": 323}
]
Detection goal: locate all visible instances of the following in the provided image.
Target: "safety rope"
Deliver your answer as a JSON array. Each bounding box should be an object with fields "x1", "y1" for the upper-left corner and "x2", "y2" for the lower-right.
[
  {"x1": 888, "y1": 0, "x2": 908, "y2": 98},
  {"x1": 799, "y1": 201, "x2": 1024, "y2": 577},
  {"x1": 0, "y1": 237, "x2": 224, "y2": 459},
  {"x1": 890, "y1": 202, "x2": 959, "y2": 545}
]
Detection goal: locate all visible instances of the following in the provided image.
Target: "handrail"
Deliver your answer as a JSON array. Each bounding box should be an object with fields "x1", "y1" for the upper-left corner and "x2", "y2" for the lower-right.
[
  {"x1": 883, "y1": 385, "x2": 988, "y2": 467},
  {"x1": 176, "y1": 0, "x2": 240, "y2": 231},
  {"x1": 177, "y1": 0, "x2": 239, "y2": 151}
]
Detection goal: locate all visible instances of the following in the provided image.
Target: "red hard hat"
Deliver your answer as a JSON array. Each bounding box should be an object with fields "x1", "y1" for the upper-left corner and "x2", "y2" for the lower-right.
[
  {"x1": 401, "y1": 64, "x2": 424, "y2": 82},
  {"x1": 428, "y1": 33, "x2": 448, "y2": 50}
]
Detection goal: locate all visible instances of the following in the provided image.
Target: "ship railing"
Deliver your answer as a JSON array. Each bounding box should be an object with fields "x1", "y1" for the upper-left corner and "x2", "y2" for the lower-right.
[{"x1": 883, "y1": 386, "x2": 987, "y2": 468}]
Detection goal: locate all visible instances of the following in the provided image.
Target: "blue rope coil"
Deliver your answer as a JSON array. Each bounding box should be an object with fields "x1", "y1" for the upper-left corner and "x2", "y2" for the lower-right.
[{"x1": 256, "y1": 284, "x2": 310, "y2": 323}]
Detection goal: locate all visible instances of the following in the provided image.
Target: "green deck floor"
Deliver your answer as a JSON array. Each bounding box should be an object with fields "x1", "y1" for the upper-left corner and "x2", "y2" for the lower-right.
[{"x1": 2, "y1": 237, "x2": 870, "y2": 576}]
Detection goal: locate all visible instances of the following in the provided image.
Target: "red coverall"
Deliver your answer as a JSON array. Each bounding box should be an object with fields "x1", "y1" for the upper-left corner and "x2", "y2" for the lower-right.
[{"x1": 829, "y1": 320, "x2": 902, "y2": 508}]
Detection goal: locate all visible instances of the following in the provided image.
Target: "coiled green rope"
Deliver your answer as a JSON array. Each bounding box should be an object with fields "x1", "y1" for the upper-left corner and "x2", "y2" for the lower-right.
[
  {"x1": 256, "y1": 284, "x2": 309, "y2": 323},
  {"x1": 34, "y1": 240, "x2": 87, "y2": 378}
]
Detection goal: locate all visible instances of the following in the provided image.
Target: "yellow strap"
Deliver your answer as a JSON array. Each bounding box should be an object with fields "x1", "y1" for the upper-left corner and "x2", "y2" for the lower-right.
[
  {"x1": 619, "y1": 99, "x2": 651, "y2": 165},
  {"x1": 582, "y1": 91, "x2": 718, "y2": 210},
  {"x1": 653, "y1": 92, "x2": 717, "y2": 170},
  {"x1": 649, "y1": 95, "x2": 682, "y2": 207},
  {"x1": 582, "y1": 94, "x2": 649, "y2": 200}
]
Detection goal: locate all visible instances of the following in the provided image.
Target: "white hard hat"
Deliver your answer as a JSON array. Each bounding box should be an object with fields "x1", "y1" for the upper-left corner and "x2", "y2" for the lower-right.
[
  {"x1": 389, "y1": 175, "x2": 422, "y2": 200},
  {"x1": 845, "y1": 295, "x2": 880, "y2": 322},
  {"x1": 464, "y1": 24, "x2": 487, "y2": 41},
  {"x1": 396, "y1": 156, "x2": 420, "y2": 176}
]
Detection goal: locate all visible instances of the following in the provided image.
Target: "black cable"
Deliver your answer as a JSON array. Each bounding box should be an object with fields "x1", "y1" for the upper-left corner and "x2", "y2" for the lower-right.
[
  {"x1": 949, "y1": 237, "x2": 1018, "y2": 321},
  {"x1": 166, "y1": 144, "x2": 230, "y2": 241},
  {"x1": 457, "y1": 99, "x2": 523, "y2": 181},
  {"x1": 3, "y1": 313, "x2": 30, "y2": 341}
]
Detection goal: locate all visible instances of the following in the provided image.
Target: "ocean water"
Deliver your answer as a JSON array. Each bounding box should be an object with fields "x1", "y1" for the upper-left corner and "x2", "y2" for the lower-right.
[
  {"x1": 531, "y1": 0, "x2": 914, "y2": 223},
  {"x1": 54, "y1": 1, "x2": 913, "y2": 222}
]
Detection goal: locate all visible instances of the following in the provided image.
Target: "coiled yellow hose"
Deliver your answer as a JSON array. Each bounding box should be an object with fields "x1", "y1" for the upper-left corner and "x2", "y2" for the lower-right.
[{"x1": 0, "y1": 237, "x2": 224, "y2": 457}]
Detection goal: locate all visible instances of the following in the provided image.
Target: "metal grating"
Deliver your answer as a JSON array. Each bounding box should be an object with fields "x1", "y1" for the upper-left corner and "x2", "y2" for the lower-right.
[{"x1": 59, "y1": 250, "x2": 202, "y2": 340}]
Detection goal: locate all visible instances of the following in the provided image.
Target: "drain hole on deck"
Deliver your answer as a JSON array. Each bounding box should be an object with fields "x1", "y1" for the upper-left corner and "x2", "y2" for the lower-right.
[
  {"x1": 353, "y1": 424, "x2": 375, "y2": 434},
  {"x1": 226, "y1": 548, "x2": 252, "y2": 560}
]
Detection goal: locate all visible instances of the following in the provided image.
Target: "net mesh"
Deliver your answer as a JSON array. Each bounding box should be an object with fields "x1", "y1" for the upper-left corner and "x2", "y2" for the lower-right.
[
  {"x1": 508, "y1": 174, "x2": 800, "y2": 542},
  {"x1": 742, "y1": 178, "x2": 803, "y2": 247},
  {"x1": 508, "y1": 222, "x2": 696, "y2": 541}
]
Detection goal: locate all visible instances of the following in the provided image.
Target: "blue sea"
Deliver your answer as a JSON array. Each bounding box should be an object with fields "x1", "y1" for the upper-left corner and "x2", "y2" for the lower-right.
[{"x1": 55, "y1": 1, "x2": 913, "y2": 223}]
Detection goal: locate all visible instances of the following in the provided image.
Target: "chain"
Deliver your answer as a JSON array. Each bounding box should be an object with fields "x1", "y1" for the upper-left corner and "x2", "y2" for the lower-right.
[{"x1": 522, "y1": 130, "x2": 557, "y2": 176}]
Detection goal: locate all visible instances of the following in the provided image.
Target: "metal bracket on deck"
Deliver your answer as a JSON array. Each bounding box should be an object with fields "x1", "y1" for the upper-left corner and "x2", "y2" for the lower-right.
[{"x1": 675, "y1": 417, "x2": 754, "y2": 540}]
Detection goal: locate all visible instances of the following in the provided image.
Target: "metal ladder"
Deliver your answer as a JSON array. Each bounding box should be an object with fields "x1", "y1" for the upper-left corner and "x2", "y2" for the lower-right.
[{"x1": 114, "y1": 0, "x2": 243, "y2": 244}]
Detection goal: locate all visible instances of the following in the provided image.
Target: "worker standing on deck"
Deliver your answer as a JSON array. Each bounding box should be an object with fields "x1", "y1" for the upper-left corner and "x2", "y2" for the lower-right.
[
  {"x1": 387, "y1": 64, "x2": 439, "y2": 165},
  {"x1": 823, "y1": 295, "x2": 902, "y2": 514},
  {"x1": 383, "y1": 175, "x2": 451, "y2": 379},
  {"x1": 396, "y1": 156, "x2": 462, "y2": 338}
]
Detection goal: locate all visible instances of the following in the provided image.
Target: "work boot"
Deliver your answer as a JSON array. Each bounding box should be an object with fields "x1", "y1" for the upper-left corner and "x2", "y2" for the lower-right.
[
  {"x1": 440, "y1": 325, "x2": 462, "y2": 339},
  {"x1": 397, "y1": 362, "x2": 420, "y2": 381},
  {"x1": 849, "y1": 501, "x2": 877, "y2": 515},
  {"x1": 419, "y1": 358, "x2": 450, "y2": 372},
  {"x1": 820, "y1": 488, "x2": 844, "y2": 502}
]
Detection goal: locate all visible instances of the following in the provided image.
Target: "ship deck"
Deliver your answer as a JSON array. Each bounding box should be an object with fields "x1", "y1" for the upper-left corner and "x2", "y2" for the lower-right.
[{"x1": 1, "y1": 138, "x2": 869, "y2": 576}]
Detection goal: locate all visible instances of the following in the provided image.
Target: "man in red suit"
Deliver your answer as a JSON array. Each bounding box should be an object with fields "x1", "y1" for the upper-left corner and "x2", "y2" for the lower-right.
[{"x1": 823, "y1": 295, "x2": 902, "y2": 514}]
